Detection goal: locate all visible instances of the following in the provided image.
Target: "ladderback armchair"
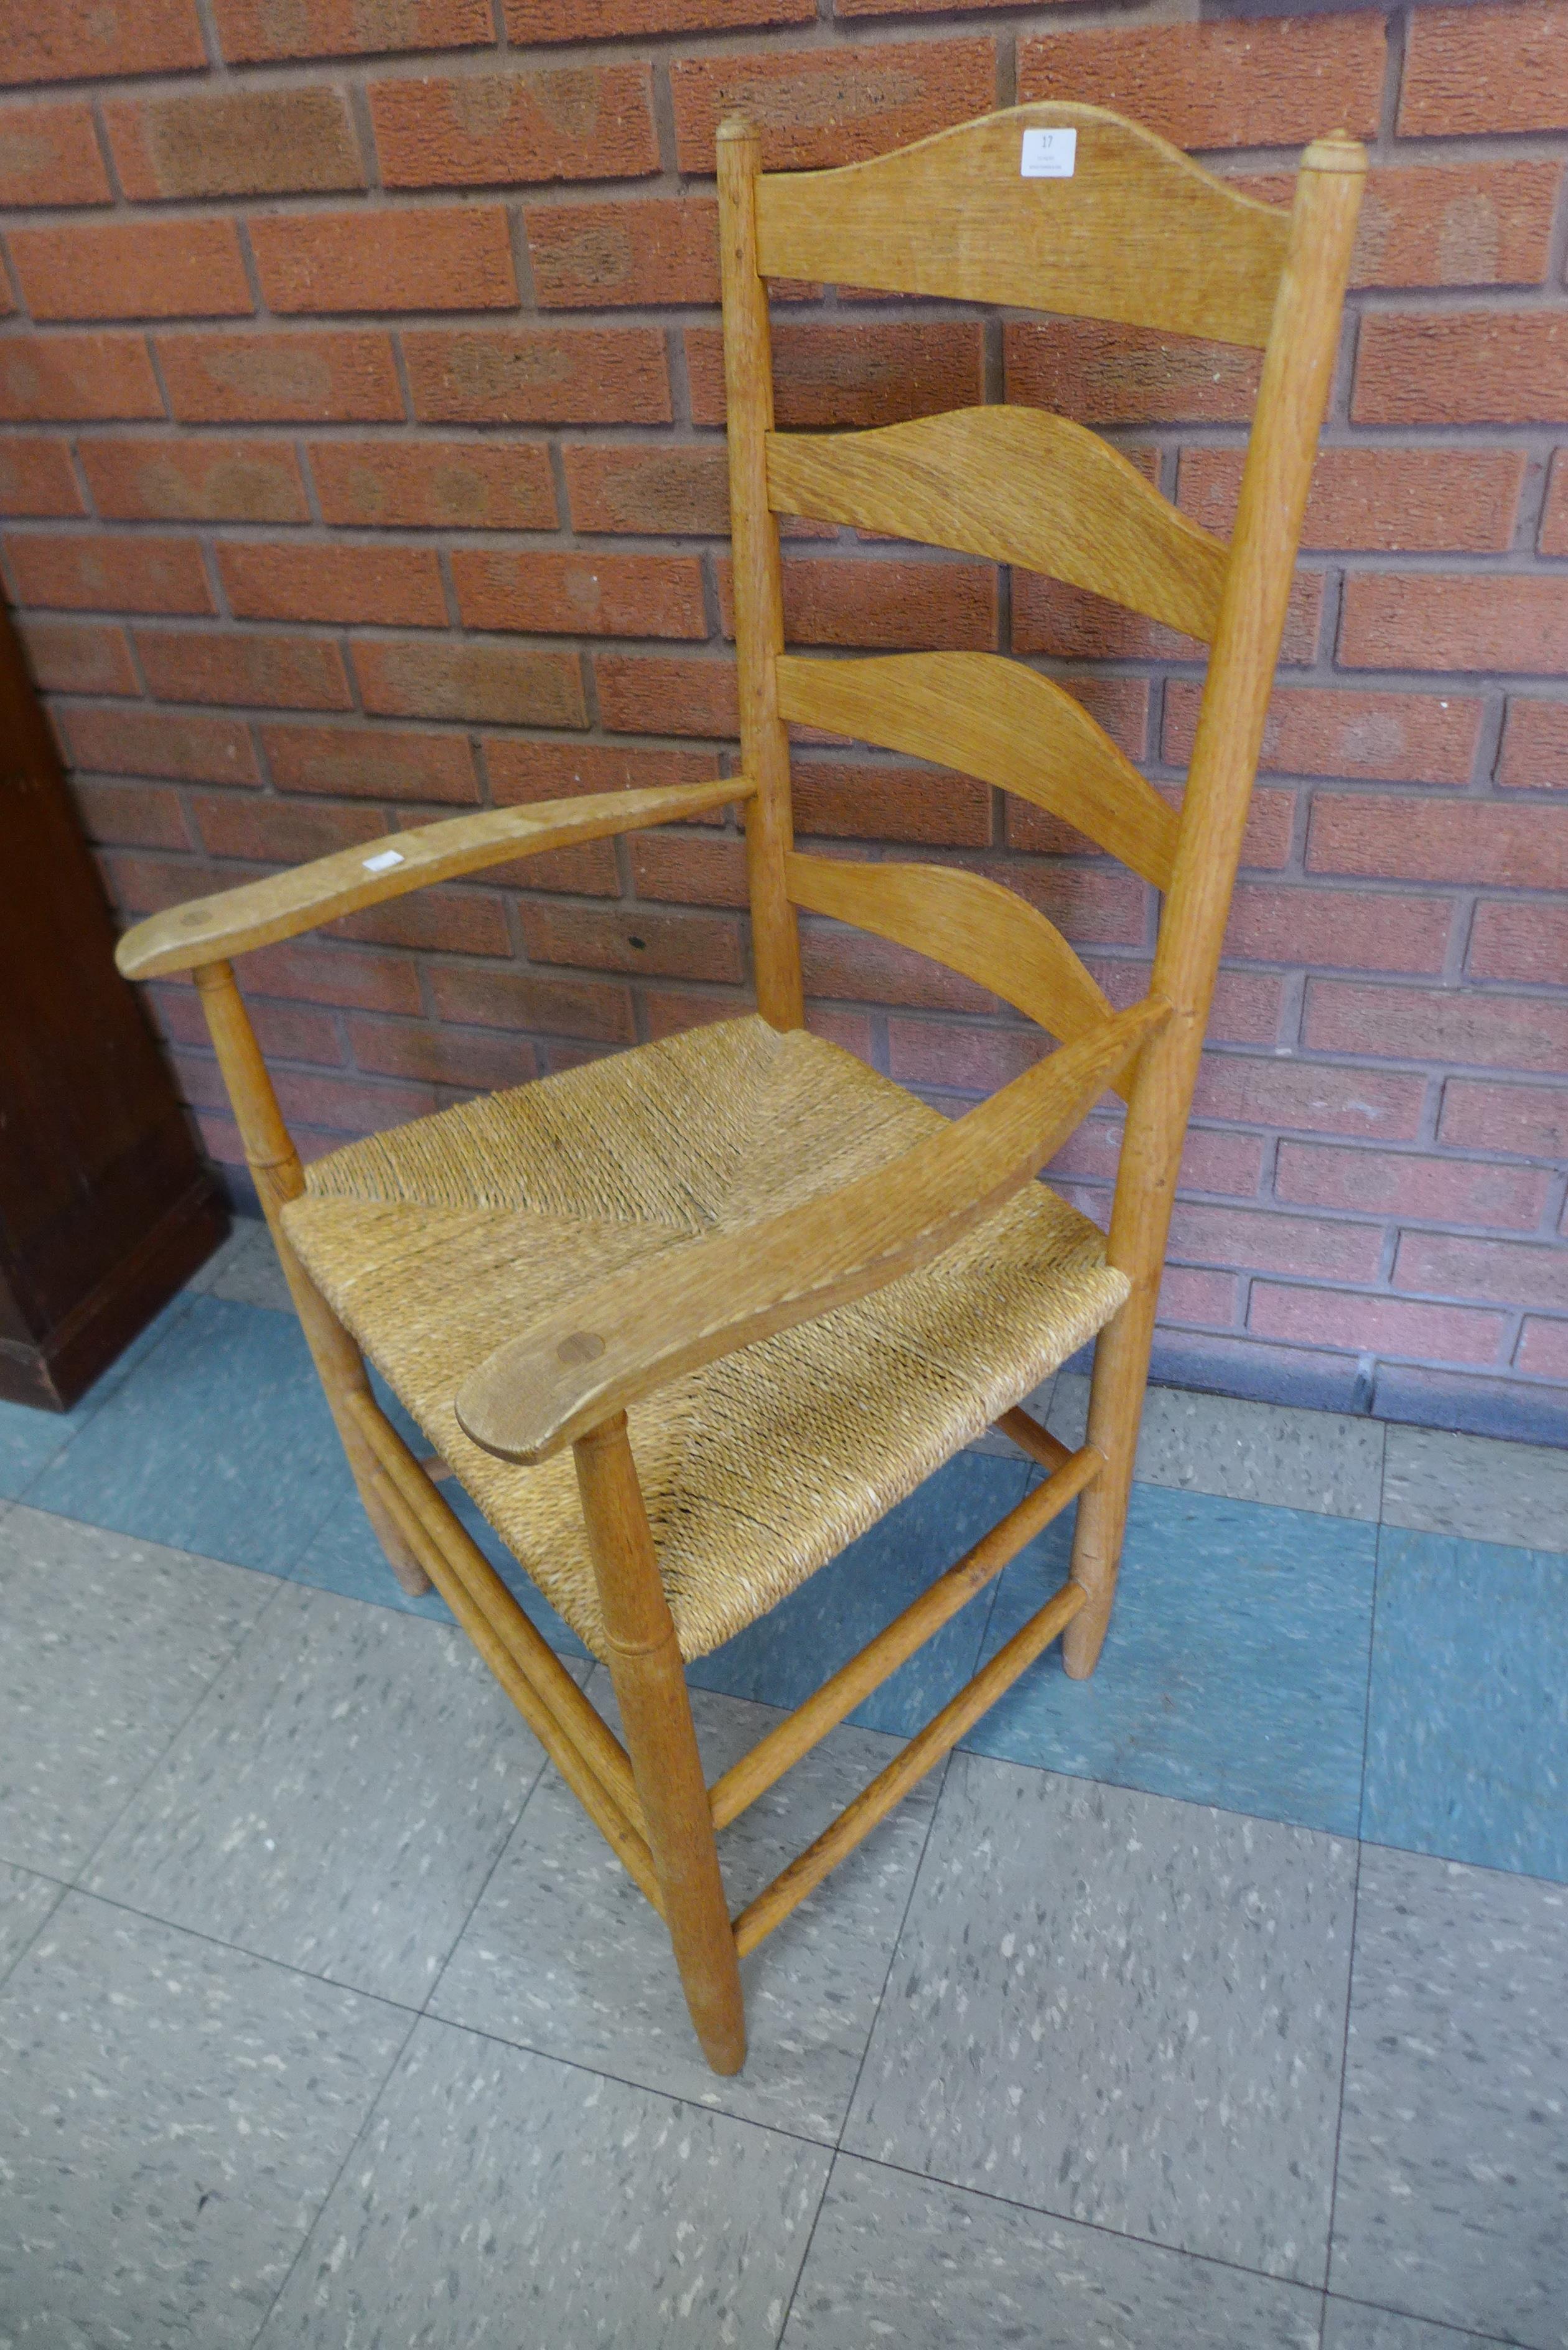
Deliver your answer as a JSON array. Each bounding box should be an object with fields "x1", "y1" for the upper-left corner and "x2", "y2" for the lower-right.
[{"x1": 117, "y1": 102, "x2": 1363, "y2": 2075}]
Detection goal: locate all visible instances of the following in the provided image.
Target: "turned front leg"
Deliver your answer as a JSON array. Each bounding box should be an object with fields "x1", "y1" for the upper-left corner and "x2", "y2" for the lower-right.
[{"x1": 574, "y1": 1413, "x2": 745, "y2": 2076}]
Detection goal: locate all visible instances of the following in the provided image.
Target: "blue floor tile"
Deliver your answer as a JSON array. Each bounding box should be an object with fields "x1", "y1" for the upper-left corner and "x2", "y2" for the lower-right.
[
  {"x1": 0, "y1": 1296, "x2": 195, "y2": 1501},
  {"x1": 1363, "y1": 1529, "x2": 1568, "y2": 1884},
  {"x1": 26, "y1": 1295, "x2": 347, "y2": 1575},
  {"x1": 962, "y1": 1485, "x2": 1377, "y2": 1836},
  {"x1": 687, "y1": 1453, "x2": 1032, "y2": 1735},
  {"x1": 0, "y1": 1395, "x2": 91, "y2": 1504},
  {"x1": 289, "y1": 1486, "x2": 456, "y2": 1622}
]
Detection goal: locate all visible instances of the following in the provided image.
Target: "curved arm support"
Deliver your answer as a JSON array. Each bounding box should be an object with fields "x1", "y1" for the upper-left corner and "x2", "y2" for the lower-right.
[
  {"x1": 114, "y1": 776, "x2": 755, "y2": 981},
  {"x1": 455, "y1": 993, "x2": 1172, "y2": 1465}
]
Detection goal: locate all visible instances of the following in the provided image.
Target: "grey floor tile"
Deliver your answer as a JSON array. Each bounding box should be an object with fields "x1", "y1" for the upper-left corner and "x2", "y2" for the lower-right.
[
  {"x1": 1330, "y1": 1846, "x2": 1568, "y2": 2349},
  {"x1": 1050, "y1": 1374, "x2": 1385, "y2": 1519},
  {"x1": 783, "y1": 2156, "x2": 1326, "y2": 2350},
  {"x1": 846, "y1": 1759, "x2": 1355, "y2": 2285},
  {"x1": 256, "y1": 2014, "x2": 829, "y2": 2348},
  {"x1": 1323, "y1": 2302, "x2": 1507, "y2": 2350},
  {"x1": 189, "y1": 1219, "x2": 294, "y2": 1314},
  {"x1": 434, "y1": 1676, "x2": 938, "y2": 2141},
  {"x1": 86, "y1": 1583, "x2": 575, "y2": 2007},
  {"x1": 0, "y1": 1892, "x2": 408, "y2": 2350},
  {"x1": 0, "y1": 1863, "x2": 63, "y2": 1988},
  {"x1": 1381, "y1": 1426, "x2": 1568, "y2": 1553},
  {"x1": 0, "y1": 1504, "x2": 273, "y2": 1879}
]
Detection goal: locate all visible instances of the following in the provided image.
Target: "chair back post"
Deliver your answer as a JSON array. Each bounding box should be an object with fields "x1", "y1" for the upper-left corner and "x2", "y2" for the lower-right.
[
  {"x1": 1064, "y1": 132, "x2": 1365, "y2": 1675},
  {"x1": 716, "y1": 116, "x2": 805, "y2": 1032}
]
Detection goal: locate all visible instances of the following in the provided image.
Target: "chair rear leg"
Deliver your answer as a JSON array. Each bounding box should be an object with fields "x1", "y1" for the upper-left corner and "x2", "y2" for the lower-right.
[
  {"x1": 575, "y1": 1415, "x2": 746, "y2": 2076},
  {"x1": 1063, "y1": 1285, "x2": 1155, "y2": 1679}
]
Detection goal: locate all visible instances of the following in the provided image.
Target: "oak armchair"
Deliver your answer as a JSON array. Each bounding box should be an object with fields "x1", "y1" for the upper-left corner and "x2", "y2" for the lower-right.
[{"x1": 117, "y1": 101, "x2": 1362, "y2": 2076}]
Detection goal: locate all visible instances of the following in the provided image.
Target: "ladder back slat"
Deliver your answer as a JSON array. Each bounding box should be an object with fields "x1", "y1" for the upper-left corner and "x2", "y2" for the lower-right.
[
  {"x1": 775, "y1": 650, "x2": 1179, "y2": 890},
  {"x1": 754, "y1": 103, "x2": 1290, "y2": 350},
  {"x1": 785, "y1": 851, "x2": 1134, "y2": 1099},
  {"x1": 767, "y1": 408, "x2": 1228, "y2": 644}
]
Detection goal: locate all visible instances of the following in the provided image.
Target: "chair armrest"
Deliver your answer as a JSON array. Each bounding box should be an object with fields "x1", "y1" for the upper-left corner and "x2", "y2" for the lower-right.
[
  {"x1": 114, "y1": 776, "x2": 755, "y2": 981},
  {"x1": 455, "y1": 993, "x2": 1171, "y2": 1464}
]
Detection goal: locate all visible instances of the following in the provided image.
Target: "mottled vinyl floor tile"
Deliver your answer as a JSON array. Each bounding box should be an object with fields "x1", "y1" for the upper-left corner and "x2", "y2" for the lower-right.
[
  {"x1": 254, "y1": 2015, "x2": 831, "y2": 2349},
  {"x1": 27, "y1": 1294, "x2": 350, "y2": 1574},
  {"x1": 966, "y1": 1484, "x2": 1375, "y2": 1835},
  {"x1": 0, "y1": 1295, "x2": 194, "y2": 1502},
  {"x1": 0, "y1": 1397, "x2": 78, "y2": 1502},
  {"x1": 4, "y1": 1280, "x2": 1562, "y2": 2350},
  {"x1": 688, "y1": 1451, "x2": 1031, "y2": 1733},
  {"x1": 1363, "y1": 1530, "x2": 1568, "y2": 1883},
  {"x1": 1381, "y1": 1426, "x2": 1568, "y2": 1554},
  {"x1": 433, "y1": 1677, "x2": 939, "y2": 2141},
  {"x1": 0, "y1": 1863, "x2": 63, "y2": 1988},
  {"x1": 846, "y1": 1758, "x2": 1356, "y2": 2286},
  {"x1": 782, "y1": 2157, "x2": 1327, "y2": 2350},
  {"x1": 0, "y1": 1502, "x2": 273, "y2": 1879},
  {"x1": 1048, "y1": 1375, "x2": 1386, "y2": 1519},
  {"x1": 1330, "y1": 1845, "x2": 1568, "y2": 2350},
  {"x1": 287, "y1": 1479, "x2": 459, "y2": 1621},
  {"x1": 0, "y1": 1893, "x2": 408, "y2": 2350},
  {"x1": 85, "y1": 1582, "x2": 581, "y2": 2007},
  {"x1": 1322, "y1": 2301, "x2": 1511, "y2": 2350}
]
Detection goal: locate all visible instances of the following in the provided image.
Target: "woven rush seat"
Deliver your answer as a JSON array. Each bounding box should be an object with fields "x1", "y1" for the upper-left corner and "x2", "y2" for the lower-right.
[{"x1": 282, "y1": 1014, "x2": 1129, "y2": 1661}]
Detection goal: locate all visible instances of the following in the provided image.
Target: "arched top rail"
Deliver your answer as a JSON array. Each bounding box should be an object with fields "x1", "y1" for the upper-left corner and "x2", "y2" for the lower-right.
[{"x1": 754, "y1": 103, "x2": 1291, "y2": 350}]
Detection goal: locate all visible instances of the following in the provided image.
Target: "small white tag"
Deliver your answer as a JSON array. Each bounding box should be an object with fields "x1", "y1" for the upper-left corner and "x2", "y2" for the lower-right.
[
  {"x1": 1020, "y1": 126, "x2": 1077, "y2": 180},
  {"x1": 362, "y1": 848, "x2": 405, "y2": 873}
]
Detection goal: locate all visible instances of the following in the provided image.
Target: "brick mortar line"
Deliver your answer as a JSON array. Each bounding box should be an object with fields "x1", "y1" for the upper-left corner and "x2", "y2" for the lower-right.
[{"x1": 7, "y1": 278, "x2": 1568, "y2": 319}]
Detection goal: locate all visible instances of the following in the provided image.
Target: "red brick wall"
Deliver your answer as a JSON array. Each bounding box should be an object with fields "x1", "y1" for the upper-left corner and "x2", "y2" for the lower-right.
[{"x1": 1, "y1": 0, "x2": 1565, "y2": 1441}]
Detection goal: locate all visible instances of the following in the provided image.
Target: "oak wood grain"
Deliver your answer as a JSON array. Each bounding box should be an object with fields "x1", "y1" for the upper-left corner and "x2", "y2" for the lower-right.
[
  {"x1": 575, "y1": 1413, "x2": 745, "y2": 2074},
  {"x1": 719, "y1": 116, "x2": 805, "y2": 1031},
  {"x1": 755, "y1": 101, "x2": 1290, "y2": 349},
  {"x1": 768, "y1": 406, "x2": 1227, "y2": 642},
  {"x1": 785, "y1": 850, "x2": 1134, "y2": 1099},
  {"x1": 116, "y1": 778, "x2": 755, "y2": 981},
  {"x1": 348, "y1": 1388, "x2": 662, "y2": 1908},
  {"x1": 775, "y1": 649, "x2": 1178, "y2": 889}
]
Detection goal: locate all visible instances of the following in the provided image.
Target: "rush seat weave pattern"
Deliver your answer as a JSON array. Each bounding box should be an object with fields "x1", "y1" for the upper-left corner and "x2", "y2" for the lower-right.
[{"x1": 282, "y1": 1015, "x2": 1128, "y2": 1660}]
